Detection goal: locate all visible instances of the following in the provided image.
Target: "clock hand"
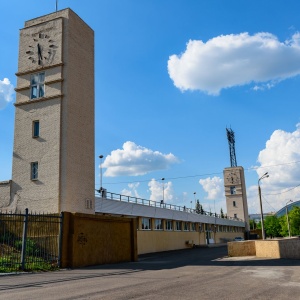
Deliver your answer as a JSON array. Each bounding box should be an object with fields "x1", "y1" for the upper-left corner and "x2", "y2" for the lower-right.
[{"x1": 37, "y1": 43, "x2": 43, "y2": 65}]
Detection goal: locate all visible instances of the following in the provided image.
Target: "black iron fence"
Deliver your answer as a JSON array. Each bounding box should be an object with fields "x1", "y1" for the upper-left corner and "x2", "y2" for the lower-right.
[{"x1": 0, "y1": 208, "x2": 63, "y2": 272}]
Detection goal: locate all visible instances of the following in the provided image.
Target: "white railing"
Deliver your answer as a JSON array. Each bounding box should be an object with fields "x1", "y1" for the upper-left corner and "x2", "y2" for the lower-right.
[{"x1": 98, "y1": 191, "x2": 243, "y2": 222}]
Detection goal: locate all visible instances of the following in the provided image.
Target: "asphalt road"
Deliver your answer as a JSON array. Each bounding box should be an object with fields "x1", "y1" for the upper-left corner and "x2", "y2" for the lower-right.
[{"x1": 1, "y1": 246, "x2": 300, "y2": 299}]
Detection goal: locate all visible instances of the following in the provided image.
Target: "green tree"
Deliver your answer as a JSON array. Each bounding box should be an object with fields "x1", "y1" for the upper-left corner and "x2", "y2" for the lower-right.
[
  {"x1": 200, "y1": 204, "x2": 204, "y2": 215},
  {"x1": 278, "y1": 207, "x2": 300, "y2": 237},
  {"x1": 264, "y1": 215, "x2": 281, "y2": 238},
  {"x1": 195, "y1": 200, "x2": 201, "y2": 214},
  {"x1": 249, "y1": 219, "x2": 257, "y2": 230},
  {"x1": 289, "y1": 206, "x2": 300, "y2": 236},
  {"x1": 279, "y1": 215, "x2": 288, "y2": 237},
  {"x1": 220, "y1": 208, "x2": 224, "y2": 218}
]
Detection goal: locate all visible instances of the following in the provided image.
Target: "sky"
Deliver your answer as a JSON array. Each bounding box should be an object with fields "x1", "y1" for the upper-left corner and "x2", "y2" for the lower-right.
[{"x1": 1, "y1": 0, "x2": 300, "y2": 215}]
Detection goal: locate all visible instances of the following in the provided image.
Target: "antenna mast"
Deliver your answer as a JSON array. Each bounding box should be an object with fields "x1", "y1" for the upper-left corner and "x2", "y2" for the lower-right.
[
  {"x1": 56, "y1": 0, "x2": 58, "y2": 12},
  {"x1": 226, "y1": 128, "x2": 237, "y2": 167}
]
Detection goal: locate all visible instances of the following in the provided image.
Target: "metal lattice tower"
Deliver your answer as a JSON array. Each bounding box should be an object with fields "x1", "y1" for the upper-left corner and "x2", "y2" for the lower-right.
[{"x1": 226, "y1": 128, "x2": 237, "y2": 167}]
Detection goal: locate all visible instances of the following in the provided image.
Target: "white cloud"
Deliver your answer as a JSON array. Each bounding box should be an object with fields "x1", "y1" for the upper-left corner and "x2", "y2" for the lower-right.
[
  {"x1": 148, "y1": 179, "x2": 174, "y2": 202},
  {"x1": 0, "y1": 78, "x2": 14, "y2": 109},
  {"x1": 168, "y1": 32, "x2": 300, "y2": 95},
  {"x1": 199, "y1": 176, "x2": 224, "y2": 200},
  {"x1": 102, "y1": 141, "x2": 179, "y2": 177},
  {"x1": 248, "y1": 124, "x2": 300, "y2": 213},
  {"x1": 121, "y1": 183, "x2": 141, "y2": 198}
]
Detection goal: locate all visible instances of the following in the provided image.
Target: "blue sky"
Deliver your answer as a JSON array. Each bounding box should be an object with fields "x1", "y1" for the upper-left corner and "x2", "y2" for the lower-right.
[{"x1": 1, "y1": 0, "x2": 300, "y2": 214}]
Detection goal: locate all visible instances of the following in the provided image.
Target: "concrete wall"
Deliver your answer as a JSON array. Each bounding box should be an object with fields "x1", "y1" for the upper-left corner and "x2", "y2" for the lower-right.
[
  {"x1": 228, "y1": 238, "x2": 300, "y2": 259},
  {"x1": 59, "y1": 9, "x2": 95, "y2": 214},
  {"x1": 137, "y1": 231, "x2": 203, "y2": 254},
  {"x1": 61, "y1": 212, "x2": 137, "y2": 268},
  {"x1": 227, "y1": 241, "x2": 256, "y2": 257},
  {"x1": 0, "y1": 181, "x2": 11, "y2": 208},
  {"x1": 12, "y1": 99, "x2": 61, "y2": 213}
]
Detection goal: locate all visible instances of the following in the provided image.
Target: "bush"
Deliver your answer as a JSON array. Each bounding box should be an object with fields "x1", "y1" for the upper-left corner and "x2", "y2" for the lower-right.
[{"x1": 14, "y1": 238, "x2": 39, "y2": 255}]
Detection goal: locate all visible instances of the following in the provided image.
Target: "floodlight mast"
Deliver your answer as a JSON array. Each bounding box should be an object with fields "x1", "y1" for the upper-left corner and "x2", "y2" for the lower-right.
[{"x1": 226, "y1": 128, "x2": 237, "y2": 167}]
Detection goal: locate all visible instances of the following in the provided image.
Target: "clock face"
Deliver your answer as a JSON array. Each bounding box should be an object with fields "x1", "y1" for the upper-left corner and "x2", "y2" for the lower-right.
[
  {"x1": 26, "y1": 33, "x2": 57, "y2": 66},
  {"x1": 18, "y1": 18, "x2": 62, "y2": 72},
  {"x1": 225, "y1": 170, "x2": 240, "y2": 185}
]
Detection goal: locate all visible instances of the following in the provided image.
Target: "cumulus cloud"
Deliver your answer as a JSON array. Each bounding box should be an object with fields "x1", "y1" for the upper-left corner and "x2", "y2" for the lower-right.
[
  {"x1": 148, "y1": 179, "x2": 174, "y2": 202},
  {"x1": 199, "y1": 176, "x2": 224, "y2": 200},
  {"x1": 248, "y1": 124, "x2": 300, "y2": 213},
  {"x1": 102, "y1": 141, "x2": 179, "y2": 177},
  {"x1": 257, "y1": 124, "x2": 300, "y2": 187},
  {"x1": 168, "y1": 32, "x2": 300, "y2": 95},
  {"x1": 121, "y1": 183, "x2": 141, "y2": 198},
  {"x1": 0, "y1": 78, "x2": 14, "y2": 109}
]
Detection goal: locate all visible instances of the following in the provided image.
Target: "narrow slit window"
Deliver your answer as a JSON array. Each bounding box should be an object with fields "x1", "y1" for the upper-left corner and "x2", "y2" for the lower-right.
[
  {"x1": 33, "y1": 120, "x2": 40, "y2": 137},
  {"x1": 31, "y1": 162, "x2": 38, "y2": 180}
]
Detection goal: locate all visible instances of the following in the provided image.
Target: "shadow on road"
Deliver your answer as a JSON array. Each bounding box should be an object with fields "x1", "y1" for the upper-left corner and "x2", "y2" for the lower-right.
[{"x1": 85, "y1": 246, "x2": 300, "y2": 271}]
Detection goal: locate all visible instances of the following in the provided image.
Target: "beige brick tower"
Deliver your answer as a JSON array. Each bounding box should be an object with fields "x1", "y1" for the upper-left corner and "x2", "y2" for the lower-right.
[
  {"x1": 11, "y1": 9, "x2": 95, "y2": 213},
  {"x1": 224, "y1": 167, "x2": 249, "y2": 230}
]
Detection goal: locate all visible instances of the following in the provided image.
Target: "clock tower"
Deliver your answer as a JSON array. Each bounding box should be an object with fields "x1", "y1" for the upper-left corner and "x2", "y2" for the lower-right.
[
  {"x1": 11, "y1": 9, "x2": 95, "y2": 213},
  {"x1": 224, "y1": 167, "x2": 249, "y2": 230}
]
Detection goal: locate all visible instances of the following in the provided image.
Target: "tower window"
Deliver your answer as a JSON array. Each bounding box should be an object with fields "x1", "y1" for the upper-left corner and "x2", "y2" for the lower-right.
[
  {"x1": 30, "y1": 72, "x2": 45, "y2": 99},
  {"x1": 233, "y1": 200, "x2": 236, "y2": 207},
  {"x1": 31, "y1": 162, "x2": 38, "y2": 180},
  {"x1": 234, "y1": 213, "x2": 237, "y2": 218},
  {"x1": 230, "y1": 186, "x2": 236, "y2": 195},
  {"x1": 32, "y1": 120, "x2": 40, "y2": 138}
]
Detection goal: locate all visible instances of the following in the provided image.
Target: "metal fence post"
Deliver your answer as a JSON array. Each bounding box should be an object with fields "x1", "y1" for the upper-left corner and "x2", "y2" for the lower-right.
[{"x1": 21, "y1": 208, "x2": 29, "y2": 270}]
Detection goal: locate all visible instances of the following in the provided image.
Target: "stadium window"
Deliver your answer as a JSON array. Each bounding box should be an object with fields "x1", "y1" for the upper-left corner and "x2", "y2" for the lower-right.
[
  {"x1": 154, "y1": 219, "x2": 163, "y2": 230},
  {"x1": 141, "y1": 218, "x2": 151, "y2": 230},
  {"x1": 166, "y1": 220, "x2": 173, "y2": 231},
  {"x1": 183, "y1": 222, "x2": 189, "y2": 231},
  {"x1": 175, "y1": 221, "x2": 182, "y2": 231}
]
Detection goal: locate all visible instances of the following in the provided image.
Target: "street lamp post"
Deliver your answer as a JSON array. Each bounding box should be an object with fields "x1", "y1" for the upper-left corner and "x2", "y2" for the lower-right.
[
  {"x1": 161, "y1": 178, "x2": 165, "y2": 204},
  {"x1": 286, "y1": 200, "x2": 293, "y2": 238},
  {"x1": 193, "y1": 192, "x2": 196, "y2": 207},
  {"x1": 258, "y1": 172, "x2": 269, "y2": 240},
  {"x1": 99, "y1": 155, "x2": 104, "y2": 195}
]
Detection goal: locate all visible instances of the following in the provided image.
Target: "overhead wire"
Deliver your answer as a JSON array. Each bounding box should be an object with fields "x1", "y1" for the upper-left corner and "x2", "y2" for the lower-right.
[
  {"x1": 98, "y1": 159, "x2": 300, "y2": 186},
  {"x1": 261, "y1": 194, "x2": 277, "y2": 212}
]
